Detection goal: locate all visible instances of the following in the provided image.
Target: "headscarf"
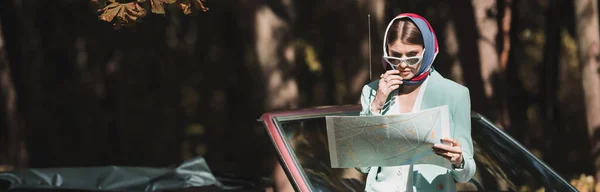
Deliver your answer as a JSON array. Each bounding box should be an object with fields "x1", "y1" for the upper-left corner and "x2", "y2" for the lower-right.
[{"x1": 382, "y1": 13, "x2": 439, "y2": 85}]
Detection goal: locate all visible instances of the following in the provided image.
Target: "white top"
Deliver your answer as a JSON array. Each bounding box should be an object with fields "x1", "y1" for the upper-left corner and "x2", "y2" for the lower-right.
[
  {"x1": 386, "y1": 77, "x2": 430, "y2": 114},
  {"x1": 368, "y1": 77, "x2": 430, "y2": 192}
]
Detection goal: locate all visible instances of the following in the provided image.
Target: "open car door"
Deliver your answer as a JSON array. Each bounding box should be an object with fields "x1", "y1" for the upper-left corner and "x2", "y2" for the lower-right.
[{"x1": 259, "y1": 105, "x2": 577, "y2": 192}]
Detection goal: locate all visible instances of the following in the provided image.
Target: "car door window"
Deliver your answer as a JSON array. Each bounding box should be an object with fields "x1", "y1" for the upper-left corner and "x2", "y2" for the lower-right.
[
  {"x1": 278, "y1": 116, "x2": 365, "y2": 192},
  {"x1": 458, "y1": 116, "x2": 576, "y2": 192}
]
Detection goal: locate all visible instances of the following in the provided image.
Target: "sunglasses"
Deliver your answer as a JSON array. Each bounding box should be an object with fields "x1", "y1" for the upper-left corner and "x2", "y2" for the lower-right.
[{"x1": 384, "y1": 49, "x2": 425, "y2": 69}]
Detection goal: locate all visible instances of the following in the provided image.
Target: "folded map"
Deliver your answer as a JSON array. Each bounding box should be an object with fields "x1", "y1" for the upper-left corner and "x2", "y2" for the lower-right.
[{"x1": 326, "y1": 105, "x2": 451, "y2": 168}]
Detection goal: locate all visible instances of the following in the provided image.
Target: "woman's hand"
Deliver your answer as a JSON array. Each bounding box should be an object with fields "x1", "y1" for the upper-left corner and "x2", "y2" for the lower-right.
[
  {"x1": 370, "y1": 70, "x2": 403, "y2": 113},
  {"x1": 432, "y1": 138, "x2": 464, "y2": 167}
]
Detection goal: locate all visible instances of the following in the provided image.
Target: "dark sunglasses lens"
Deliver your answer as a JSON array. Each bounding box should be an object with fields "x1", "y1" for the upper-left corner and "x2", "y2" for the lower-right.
[
  {"x1": 387, "y1": 58, "x2": 402, "y2": 65},
  {"x1": 406, "y1": 58, "x2": 420, "y2": 65}
]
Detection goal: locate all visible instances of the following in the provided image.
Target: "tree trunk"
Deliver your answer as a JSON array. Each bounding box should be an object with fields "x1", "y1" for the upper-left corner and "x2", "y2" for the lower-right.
[
  {"x1": 472, "y1": 0, "x2": 499, "y2": 100},
  {"x1": 472, "y1": 0, "x2": 510, "y2": 129},
  {"x1": 0, "y1": 20, "x2": 25, "y2": 171},
  {"x1": 449, "y1": 0, "x2": 490, "y2": 118},
  {"x1": 574, "y1": 0, "x2": 600, "y2": 183},
  {"x1": 444, "y1": 19, "x2": 464, "y2": 85},
  {"x1": 255, "y1": 1, "x2": 298, "y2": 111},
  {"x1": 495, "y1": 0, "x2": 512, "y2": 128},
  {"x1": 539, "y1": 0, "x2": 562, "y2": 169}
]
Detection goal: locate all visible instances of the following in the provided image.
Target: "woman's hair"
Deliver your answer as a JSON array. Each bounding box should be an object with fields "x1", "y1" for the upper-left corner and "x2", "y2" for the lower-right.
[{"x1": 386, "y1": 18, "x2": 424, "y2": 47}]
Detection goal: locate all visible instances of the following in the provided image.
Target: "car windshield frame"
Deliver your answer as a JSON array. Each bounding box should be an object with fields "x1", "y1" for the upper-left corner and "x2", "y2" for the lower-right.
[
  {"x1": 470, "y1": 113, "x2": 577, "y2": 191},
  {"x1": 259, "y1": 105, "x2": 576, "y2": 192}
]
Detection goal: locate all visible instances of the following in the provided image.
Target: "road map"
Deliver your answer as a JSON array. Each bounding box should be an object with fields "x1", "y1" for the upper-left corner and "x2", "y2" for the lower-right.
[{"x1": 326, "y1": 105, "x2": 451, "y2": 168}]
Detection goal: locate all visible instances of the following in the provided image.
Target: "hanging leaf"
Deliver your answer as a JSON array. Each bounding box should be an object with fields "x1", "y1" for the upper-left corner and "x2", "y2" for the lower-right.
[
  {"x1": 116, "y1": 2, "x2": 147, "y2": 29},
  {"x1": 150, "y1": 0, "x2": 177, "y2": 14},
  {"x1": 191, "y1": 0, "x2": 209, "y2": 12},
  {"x1": 98, "y1": 2, "x2": 122, "y2": 23},
  {"x1": 98, "y1": 1, "x2": 147, "y2": 29},
  {"x1": 178, "y1": 0, "x2": 193, "y2": 15},
  {"x1": 178, "y1": 0, "x2": 208, "y2": 15},
  {"x1": 93, "y1": 0, "x2": 208, "y2": 29},
  {"x1": 123, "y1": 2, "x2": 147, "y2": 22},
  {"x1": 150, "y1": 0, "x2": 165, "y2": 14}
]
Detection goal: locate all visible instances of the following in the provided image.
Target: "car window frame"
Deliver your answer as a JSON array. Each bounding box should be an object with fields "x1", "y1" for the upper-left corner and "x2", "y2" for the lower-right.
[
  {"x1": 258, "y1": 105, "x2": 361, "y2": 192},
  {"x1": 470, "y1": 112, "x2": 577, "y2": 191}
]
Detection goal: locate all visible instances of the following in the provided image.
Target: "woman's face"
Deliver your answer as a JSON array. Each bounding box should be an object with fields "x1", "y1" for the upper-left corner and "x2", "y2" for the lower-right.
[{"x1": 387, "y1": 41, "x2": 424, "y2": 79}]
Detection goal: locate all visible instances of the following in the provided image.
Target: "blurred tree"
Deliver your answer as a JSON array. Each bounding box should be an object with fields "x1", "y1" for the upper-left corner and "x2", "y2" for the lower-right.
[
  {"x1": 448, "y1": 0, "x2": 490, "y2": 120},
  {"x1": 539, "y1": 0, "x2": 587, "y2": 177},
  {"x1": 0, "y1": 0, "x2": 188, "y2": 168},
  {"x1": 254, "y1": 0, "x2": 298, "y2": 110},
  {"x1": 504, "y1": 0, "x2": 546, "y2": 158},
  {"x1": 0, "y1": 21, "x2": 26, "y2": 171},
  {"x1": 442, "y1": 15, "x2": 464, "y2": 85},
  {"x1": 495, "y1": 0, "x2": 511, "y2": 129},
  {"x1": 472, "y1": 0, "x2": 499, "y2": 105},
  {"x1": 498, "y1": 0, "x2": 511, "y2": 70},
  {"x1": 574, "y1": 0, "x2": 600, "y2": 184}
]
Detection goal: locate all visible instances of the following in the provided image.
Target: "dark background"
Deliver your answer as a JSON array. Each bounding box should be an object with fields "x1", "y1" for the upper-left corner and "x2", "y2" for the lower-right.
[{"x1": 0, "y1": 0, "x2": 599, "y2": 188}]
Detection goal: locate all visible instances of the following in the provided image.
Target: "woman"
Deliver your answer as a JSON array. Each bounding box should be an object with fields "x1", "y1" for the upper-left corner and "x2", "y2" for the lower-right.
[{"x1": 358, "y1": 13, "x2": 476, "y2": 191}]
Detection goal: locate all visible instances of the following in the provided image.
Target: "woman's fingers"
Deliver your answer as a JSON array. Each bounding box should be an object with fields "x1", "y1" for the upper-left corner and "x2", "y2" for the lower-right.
[
  {"x1": 433, "y1": 143, "x2": 462, "y2": 153},
  {"x1": 433, "y1": 139, "x2": 464, "y2": 166},
  {"x1": 433, "y1": 148, "x2": 463, "y2": 165},
  {"x1": 377, "y1": 70, "x2": 404, "y2": 99},
  {"x1": 384, "y1": 70, "x2": 400, "y2": 76},
  {"x1": 441, "y1": 138, "x2": 461, "y2": 147},
  {"x1": 384, "y1": 75, "x2": 403, "y2": 83},
  {"x1": 387, "y1": 75, "x2": 403, "y2": 81},
  {"x1": 433, "y1": 149, "x2": 452, "y2": 160},
  {"x1": 450, "y1": 153, "x2": 461, "y2": 162},
  {"x1": 387, "y1": 79, "x2": 403, "y2": 86},
  {"x1": 380, "y1": 71, "x2": 402, "y2": 85}
]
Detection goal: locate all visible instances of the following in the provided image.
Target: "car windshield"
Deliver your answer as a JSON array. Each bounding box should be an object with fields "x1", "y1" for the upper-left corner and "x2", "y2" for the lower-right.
[{"x1": 273, "y1": 112, "x2": 575, "y2": 191}]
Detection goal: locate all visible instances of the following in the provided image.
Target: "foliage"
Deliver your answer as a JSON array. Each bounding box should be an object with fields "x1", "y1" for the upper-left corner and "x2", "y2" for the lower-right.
[
  {"x1": 0, "y1": 165, "x2": 13, "y2": 172},
  {"x1": 294, "y1": 39, "x2": 322, "y2": 73},
  {"x1": 92, "y1": 0, "x2": 209, "y2": 29},
  {"x1": 570, "y1": 174, "x2": 595, "y2": 192}
]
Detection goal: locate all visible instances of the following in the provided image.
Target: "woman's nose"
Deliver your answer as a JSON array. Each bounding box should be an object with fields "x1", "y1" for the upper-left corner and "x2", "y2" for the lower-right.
[{"x1": 398, "y1": 61, "x2": 408, "y2": 68}]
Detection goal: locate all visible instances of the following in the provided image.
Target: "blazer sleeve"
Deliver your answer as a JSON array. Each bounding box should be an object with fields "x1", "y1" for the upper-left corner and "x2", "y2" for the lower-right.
[
  {"x1": 356, "y1": 84, "x2": 381, "y2": 174},
  {"x1": 450, "y1": 89, "x2": 476, "y2": 183},
  {"x1": 360, "y1": 82, "x2": 383, "y2": 116}
]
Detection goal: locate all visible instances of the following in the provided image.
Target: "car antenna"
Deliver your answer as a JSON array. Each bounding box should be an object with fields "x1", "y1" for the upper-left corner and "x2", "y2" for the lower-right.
[{"x1": 368, "y1": 14, "x2": 372, "y2": 81}]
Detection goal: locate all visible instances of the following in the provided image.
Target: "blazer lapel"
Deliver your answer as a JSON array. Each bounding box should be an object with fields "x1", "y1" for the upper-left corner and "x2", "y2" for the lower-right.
[{"x1": 420, "y1": 71, "x2": 443, "y2": 110}]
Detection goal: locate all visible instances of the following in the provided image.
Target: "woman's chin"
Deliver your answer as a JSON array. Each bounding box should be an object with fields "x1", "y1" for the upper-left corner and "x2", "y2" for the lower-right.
[
  {"x1": 400, "y1": 71, "x2": 414, "y2": 77},
  {"x1": 400, "y1": 74, "x2": 414, "y2": 80}
]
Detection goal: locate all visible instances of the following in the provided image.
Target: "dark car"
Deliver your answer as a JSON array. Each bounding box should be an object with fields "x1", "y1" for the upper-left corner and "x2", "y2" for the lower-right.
[{"x1": 0, "y1": 105, "x2": 577, "y2": 192}]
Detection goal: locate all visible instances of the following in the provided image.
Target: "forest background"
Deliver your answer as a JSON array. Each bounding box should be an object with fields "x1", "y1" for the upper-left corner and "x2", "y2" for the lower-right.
[{"x1": 1, "y1": 0, "x2": 600, "y2": 190}]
